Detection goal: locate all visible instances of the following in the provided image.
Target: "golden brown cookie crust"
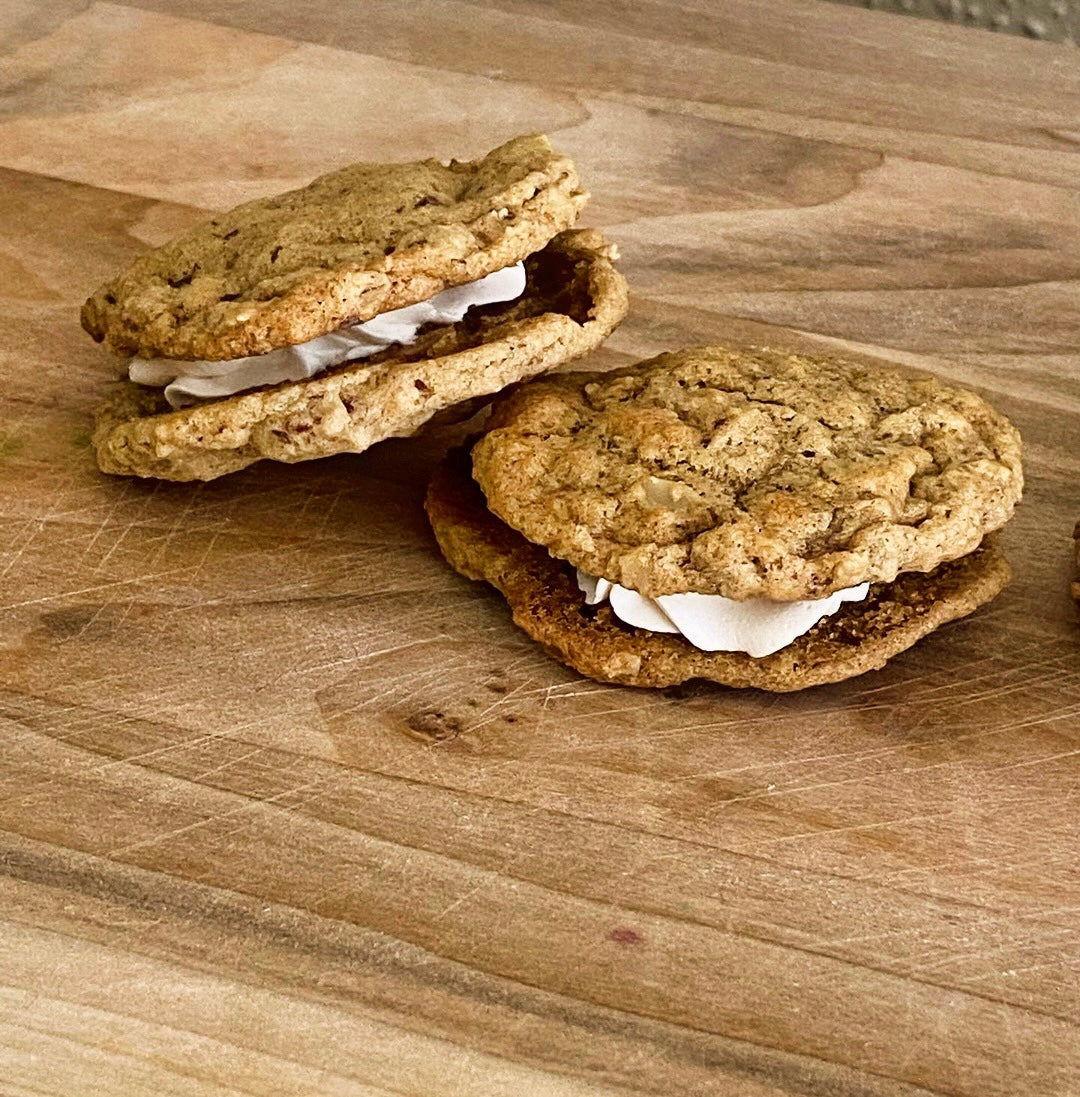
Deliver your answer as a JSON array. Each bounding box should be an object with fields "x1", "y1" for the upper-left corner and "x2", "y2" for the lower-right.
[
  {"x1": 426, "y1": 448, "x2": 1012, "y2": 691},
  {"x1": 92, "y1": 230, "x2": 628, "y2": 481},
  {"x1": 472, "y1": 346, "x2": 1023, "y2": 601},
  {"x1": 82, "y1": 135, "x2": 586, "y2": 360}
]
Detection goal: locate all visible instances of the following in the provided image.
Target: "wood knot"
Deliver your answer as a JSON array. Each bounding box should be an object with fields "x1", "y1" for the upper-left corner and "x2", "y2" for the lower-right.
[{"x1": 404, "y1": 710, "x2": 463, "y2": 743}]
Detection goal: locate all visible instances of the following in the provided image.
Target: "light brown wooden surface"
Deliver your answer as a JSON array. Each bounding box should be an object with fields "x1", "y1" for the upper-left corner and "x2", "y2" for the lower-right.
[{"x1": 1, "y1": 3, "x2": 1079, "y2": 1094}]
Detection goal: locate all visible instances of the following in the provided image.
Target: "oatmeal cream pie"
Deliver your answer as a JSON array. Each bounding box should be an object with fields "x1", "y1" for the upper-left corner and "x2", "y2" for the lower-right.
[
  {"x1": 426, "y1": 346, "x2": 1023, "y2": 690},
  {"x1": 85, "y1": 135, "x2": 628, "y2": 481}
]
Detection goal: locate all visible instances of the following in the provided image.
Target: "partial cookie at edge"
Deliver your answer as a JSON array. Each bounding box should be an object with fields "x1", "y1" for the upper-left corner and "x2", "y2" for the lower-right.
[
  {"x1": 426, "y1": 448, "x2": 1012, "y2": 691},
  {"x1": 92, "y1": 230, "x2": 628, "y2": 482},
  {"x1": 1072, "y1": 520, "x2": 1080, "y2": 604}
]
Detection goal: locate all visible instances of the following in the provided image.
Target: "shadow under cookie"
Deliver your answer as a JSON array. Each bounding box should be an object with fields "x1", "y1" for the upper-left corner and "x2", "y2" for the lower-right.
[{"x1": 425, "y1": 447, "x2": 1012, "y2": 691}]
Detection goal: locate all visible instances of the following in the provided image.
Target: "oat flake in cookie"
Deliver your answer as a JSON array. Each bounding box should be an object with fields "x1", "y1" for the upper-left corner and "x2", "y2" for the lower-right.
[
  {"x1": 85, "y1": 135, "x2": 628, "y2": 481},
  {"x1": 427, "y1": 346, "x2": 1023, "y2": 690}
]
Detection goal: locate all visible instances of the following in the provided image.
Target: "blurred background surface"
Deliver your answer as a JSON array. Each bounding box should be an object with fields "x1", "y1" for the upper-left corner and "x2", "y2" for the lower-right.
[{"x1": 829, "y1": 0, "x2": 1079, "y2": 42}]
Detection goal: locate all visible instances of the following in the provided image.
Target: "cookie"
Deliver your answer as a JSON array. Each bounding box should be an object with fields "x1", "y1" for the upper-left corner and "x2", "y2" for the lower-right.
[
  {"x1": 472, "y1": 345, "x2": 1023, "y2": 601},
  {"x1": 426, "y1": 446, "x2": 1012, "y2": 690},
  {"x1": 83, "y1": 135, "x2": 586, "y2": 361},
  {"x1": 1073, "y1": 520, "x2": 1080, "y2": 603},
  {"x1": 92, "y1": 229, "x2": 627, "y2": 481}
]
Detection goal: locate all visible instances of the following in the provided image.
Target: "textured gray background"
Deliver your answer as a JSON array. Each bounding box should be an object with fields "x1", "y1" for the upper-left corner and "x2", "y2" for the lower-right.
[{"x1": 829, "y1": 0, "x2": 1079, "y2": 42}]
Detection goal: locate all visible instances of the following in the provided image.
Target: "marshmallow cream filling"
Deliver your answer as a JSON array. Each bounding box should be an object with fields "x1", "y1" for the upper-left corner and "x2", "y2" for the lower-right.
[
  {"x1": 129, "y1": 262, "x2": 528, "y2": 408},
  {"x1": 576, "y1": 570, "x2": 870, "y2": 658}
]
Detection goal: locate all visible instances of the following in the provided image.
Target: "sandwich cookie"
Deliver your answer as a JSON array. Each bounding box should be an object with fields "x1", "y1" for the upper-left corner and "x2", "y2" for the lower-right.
[
  {"x1": 85, "y1": 135, "x2": 628, "y2": 481},
  {"x1": 426, "y1": 346, "x2": 1023, "y2": 690}
]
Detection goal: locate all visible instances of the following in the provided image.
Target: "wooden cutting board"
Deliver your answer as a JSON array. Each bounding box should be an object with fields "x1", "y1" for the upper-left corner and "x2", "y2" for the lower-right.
[{"x1": 1, "y1": 3, "x2": 1078, "y2": 1094}]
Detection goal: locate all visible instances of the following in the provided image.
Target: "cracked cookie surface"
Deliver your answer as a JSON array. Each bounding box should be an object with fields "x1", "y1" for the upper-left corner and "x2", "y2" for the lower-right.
[
  {"x1": 83, "y1": 134, "x2": 585, "y2": 360},
  {"x1": 427, "y1": 447, "x2": 1011, "y2": 691},
  {"x1": 471, "y1": 346, "x2": 1023, "y2": 601},
  {"x1": 93, "y1": 230, "x2": 627, "y2": 481}
]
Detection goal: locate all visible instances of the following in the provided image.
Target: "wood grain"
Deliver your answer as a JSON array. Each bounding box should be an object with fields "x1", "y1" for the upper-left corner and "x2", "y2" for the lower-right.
[{"x1": 1, "y1": 2, "x2": 1078, "y2": 1095}]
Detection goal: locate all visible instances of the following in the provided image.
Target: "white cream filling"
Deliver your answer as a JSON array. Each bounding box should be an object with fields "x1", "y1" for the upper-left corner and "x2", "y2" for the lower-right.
[
  {"x1": 129, "y1": 262, "x2": 527, "y2": 408},
  {"x1": 576, "y1": 569, "x2": 870, "y2": 658}
]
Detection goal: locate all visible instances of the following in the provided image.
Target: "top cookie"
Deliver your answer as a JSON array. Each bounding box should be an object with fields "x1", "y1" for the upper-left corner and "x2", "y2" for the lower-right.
[
  {"x1": 471, "y1": 345, "x2": 1023, "y2": 601},
  {"x1": 82, "y1": 135, "x2": 585, "y2": 361}
]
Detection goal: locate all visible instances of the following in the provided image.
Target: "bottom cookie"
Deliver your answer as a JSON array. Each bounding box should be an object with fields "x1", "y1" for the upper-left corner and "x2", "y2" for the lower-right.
[{"x1": 425, "y1": 448, "x2": 1012, "y2": 691}]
